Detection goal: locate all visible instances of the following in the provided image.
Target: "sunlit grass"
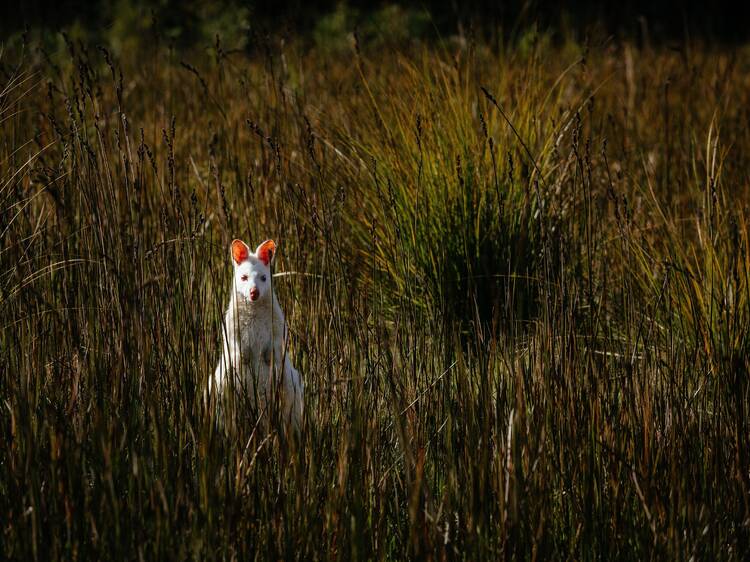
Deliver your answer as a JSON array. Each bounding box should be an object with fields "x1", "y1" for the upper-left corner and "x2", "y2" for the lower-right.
[{"x1": 1, "y1": 32, "x2": 749, "y2": 560}]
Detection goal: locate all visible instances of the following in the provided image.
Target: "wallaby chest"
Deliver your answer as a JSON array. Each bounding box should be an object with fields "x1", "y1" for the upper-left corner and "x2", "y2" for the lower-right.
[{"x1": 230, "y1": 297, "x2": 284, "y2": 370}]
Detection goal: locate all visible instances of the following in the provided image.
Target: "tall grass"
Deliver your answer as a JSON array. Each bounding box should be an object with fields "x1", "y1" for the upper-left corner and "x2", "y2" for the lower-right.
[{"x1": 1, "y1": 32, "x2": 749, "y2": 559}]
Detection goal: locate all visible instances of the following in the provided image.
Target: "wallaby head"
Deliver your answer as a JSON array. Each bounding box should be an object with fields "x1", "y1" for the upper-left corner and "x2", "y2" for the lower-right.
[{"x1": 230, "y1": 239, "x2": 276, "y2": 303}]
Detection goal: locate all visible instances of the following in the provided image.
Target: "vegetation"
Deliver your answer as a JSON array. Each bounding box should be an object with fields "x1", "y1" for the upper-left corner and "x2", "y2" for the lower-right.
[{"x1": 1, "y1": 21, "x2": 749, "y2": 560}]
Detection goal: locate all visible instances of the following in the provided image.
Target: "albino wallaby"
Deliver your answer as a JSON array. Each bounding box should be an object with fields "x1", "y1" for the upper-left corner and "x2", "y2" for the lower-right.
[{"x1": 211, "y1": 239, "x2": 303, "y2": 429}]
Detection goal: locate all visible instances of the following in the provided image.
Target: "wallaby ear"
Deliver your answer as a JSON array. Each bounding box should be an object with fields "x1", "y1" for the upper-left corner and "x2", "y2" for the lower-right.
[
  {"x1": 255, "y1": 239, "x2": 276, "y2": 266},
  {"x1": 231, "y1": 239, "x2": 250, "y2": 265}
]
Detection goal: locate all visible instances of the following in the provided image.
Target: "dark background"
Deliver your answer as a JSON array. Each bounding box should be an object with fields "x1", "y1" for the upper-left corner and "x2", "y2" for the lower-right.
[{"x1": 0, "y1": 0, "x2": 744, "y2": 46}]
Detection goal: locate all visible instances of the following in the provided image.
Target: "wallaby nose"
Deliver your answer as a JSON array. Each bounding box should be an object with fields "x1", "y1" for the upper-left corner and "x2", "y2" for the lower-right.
[{"x1": 249, "y1": 287, "x2": 259, "y2": 301}]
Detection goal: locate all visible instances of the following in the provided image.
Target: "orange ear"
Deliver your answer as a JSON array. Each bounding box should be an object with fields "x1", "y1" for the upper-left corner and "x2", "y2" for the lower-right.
[
  {"x1": 255, "y1": 239, "x2": 276, "y2": 266},
  {"x1": 231, "y1": 239, "x2": 250, "y2": 264}
]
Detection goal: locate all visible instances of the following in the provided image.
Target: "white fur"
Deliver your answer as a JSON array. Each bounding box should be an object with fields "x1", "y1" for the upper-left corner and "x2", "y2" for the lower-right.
[{"x1": 211, "y1": 240, "x2": 303, "y2": 429}]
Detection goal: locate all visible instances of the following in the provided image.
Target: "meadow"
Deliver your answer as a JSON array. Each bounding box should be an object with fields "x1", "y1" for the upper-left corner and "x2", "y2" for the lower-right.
[{"x1": 1, "y1": 26, "x2": 750, "y2": 559}]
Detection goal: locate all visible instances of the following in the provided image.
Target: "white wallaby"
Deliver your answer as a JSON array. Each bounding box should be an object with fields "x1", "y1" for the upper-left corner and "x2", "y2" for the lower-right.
[{"x1": 211, "y1": 238, "x2": 303, "y2": 429}]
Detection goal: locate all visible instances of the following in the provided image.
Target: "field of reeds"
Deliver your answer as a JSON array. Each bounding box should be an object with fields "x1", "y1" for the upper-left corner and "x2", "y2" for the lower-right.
[{"x1": 1, "y1": 25, "x2": 750, "y2": 560}]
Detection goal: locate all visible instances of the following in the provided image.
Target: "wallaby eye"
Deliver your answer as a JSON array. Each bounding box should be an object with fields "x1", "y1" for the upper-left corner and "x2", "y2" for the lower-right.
[
  {"x1": 241, "y1": 274, "x2": 249, "y2": 282},
  {"x1": 260, "y1": 274, "x2": 267, "y2": 282}
]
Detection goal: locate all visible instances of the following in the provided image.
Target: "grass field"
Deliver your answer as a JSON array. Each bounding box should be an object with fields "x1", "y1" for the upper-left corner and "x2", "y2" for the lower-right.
[{"x1": 2, "y1": 27, "x2": 750, "y2": 559}]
